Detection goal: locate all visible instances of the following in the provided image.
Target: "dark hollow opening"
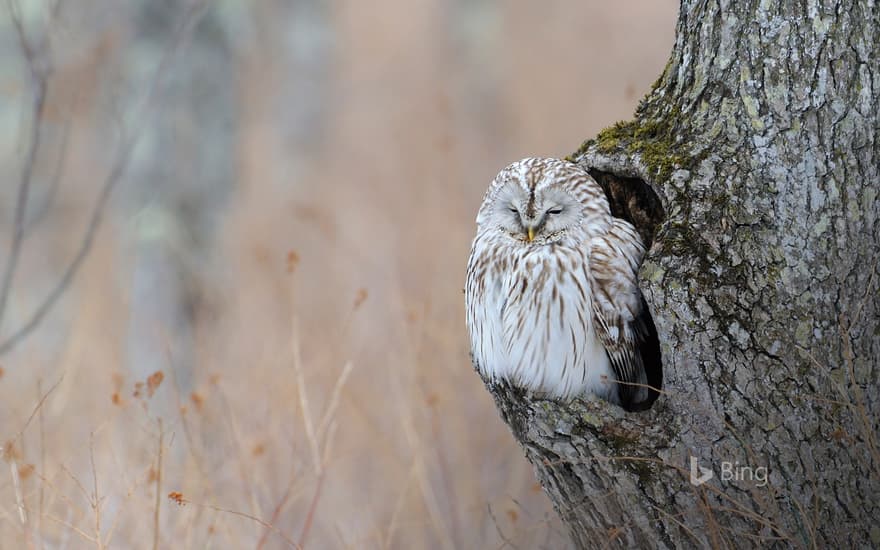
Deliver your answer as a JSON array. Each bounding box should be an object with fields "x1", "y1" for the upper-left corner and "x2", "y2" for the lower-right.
[
  {"x1": 587, "y1": 168, "x2": 666, "y2": 249},
  {"x1": 588, "y1": 168, "x2": 665, "y2": 412}
]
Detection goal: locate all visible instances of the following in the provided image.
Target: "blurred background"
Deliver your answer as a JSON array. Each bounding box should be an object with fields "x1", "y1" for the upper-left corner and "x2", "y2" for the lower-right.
[{"x1": 0, "y1": 1, "x2": 676, "y2": 547}]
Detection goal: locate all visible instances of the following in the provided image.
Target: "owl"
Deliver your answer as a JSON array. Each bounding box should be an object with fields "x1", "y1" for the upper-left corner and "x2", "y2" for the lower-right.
[{"x1": 465, "y1": 157, "x2": 661, "y2": 411}]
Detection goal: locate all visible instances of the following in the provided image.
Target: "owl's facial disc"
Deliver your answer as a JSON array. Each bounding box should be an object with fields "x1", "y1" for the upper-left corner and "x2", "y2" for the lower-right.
[
  {"x1": 494, "y1": 185, "x2": 581, "y2": 244},
  {"x1": 500, "y1": 200, "x2": 578, "y2": 244},
  {"x1": 482, "y1": 176, "x2": 584, "y2": 245}
]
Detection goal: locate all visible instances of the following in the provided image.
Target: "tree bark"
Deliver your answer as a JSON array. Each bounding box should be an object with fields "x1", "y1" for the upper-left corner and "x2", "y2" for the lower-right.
[{"x1": 480, "y1": 1, "x2": 880, "y2": 547}]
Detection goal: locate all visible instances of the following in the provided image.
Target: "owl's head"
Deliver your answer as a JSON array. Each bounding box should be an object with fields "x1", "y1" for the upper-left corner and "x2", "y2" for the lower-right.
[{"x1": 476, "y1": 157, "x2": 608, "y2": 246}]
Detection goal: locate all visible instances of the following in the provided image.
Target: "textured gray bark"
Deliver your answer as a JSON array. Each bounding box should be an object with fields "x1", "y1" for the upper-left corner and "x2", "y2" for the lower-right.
[{"x1": 480, "y1": 1, "x2": 880, "y2": 548}]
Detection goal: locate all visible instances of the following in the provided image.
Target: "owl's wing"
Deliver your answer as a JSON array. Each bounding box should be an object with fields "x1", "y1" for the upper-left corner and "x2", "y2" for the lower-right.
[{"x1": 588, "y1": 219, "x2": 662, "y2": 411}]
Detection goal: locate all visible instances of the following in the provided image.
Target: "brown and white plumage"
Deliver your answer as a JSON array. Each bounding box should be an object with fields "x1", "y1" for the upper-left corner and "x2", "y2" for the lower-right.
[{"x1": 465, "y1": 157, "x2": 660, "y2": 411}]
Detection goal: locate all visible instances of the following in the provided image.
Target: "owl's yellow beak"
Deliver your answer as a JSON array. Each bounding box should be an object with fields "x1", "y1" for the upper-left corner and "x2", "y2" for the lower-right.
[{"x1": 527, "y1": 226, "x2": 536, "y2": 242}]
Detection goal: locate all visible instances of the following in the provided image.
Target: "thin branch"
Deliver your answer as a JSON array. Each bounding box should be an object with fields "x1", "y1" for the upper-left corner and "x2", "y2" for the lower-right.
[
  {"x1": 37, "y1": 379, "x2": 46, "y2": 550},
  {"x1": 44, "y1": 513, "x2": 96, "y2": 545},
  {"x1": 39, "y1": 469, "x2": 89, "y2": 515},
  {"x1": 152, "y1": 420, "x2": 164, "y2": 550},
  {"x1": 177, "y1": 497, "x2": 301, "y2": 549},
  {"x1": 297, "y1": 472, "x2": 325, "y2": 549},
  {"x1": 59, "y1": 463, "x2": 91, "y2": 507},
  {"x1": 292, "y1": 326, "x2": 321, "y2": 474},
  {"x1": 647, "y1": 505, "x2": 702, "y2": 547},
  {"x1": 9, "y1": 457, "x2": 33, "y2": 547},
  {"x1": 839, "y1": 315, "x2": 880, "y2": 477},
  {"x1": 254, "y1": 476, "x2": 296, "y2": 550},
  {"x1": 12, "y1": 375, "x2": 63, "y2": 443},
  {"x1": 214, "y1": 382, "x2": 262, "y2": 519},
  {"x1": 487, "y1": 503, "x2": 517, "y2": 550},
  {"x1": 429, "y1": 397, "x2": 461, "y2": 548},
  {"x1": 383, "y1": 462, "x2": 418, "y2": 549},
  {"x1": 0, "y1": 0, "x2": 49, "y2": 333},
  {"x1": 23, "y1": 91, "x2": 76, "y2": 236},
  {"x1": 315, "y1": 361, "x2": 354, "y2": 437},
  {"x1": 89, "y1": 434, "x2": 104, "y2": 550},
  {"x1": 0, "y1": 0, "x2": 211, "y2": 356},
  {"x1": 100, "y1": 448, "x2": 161, "y2": 548}
]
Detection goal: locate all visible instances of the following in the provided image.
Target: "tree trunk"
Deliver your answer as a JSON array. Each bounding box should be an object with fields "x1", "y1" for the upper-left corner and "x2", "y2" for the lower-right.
[{"x1": 480, "y1": 1, "x2": 880, "y2": 547}]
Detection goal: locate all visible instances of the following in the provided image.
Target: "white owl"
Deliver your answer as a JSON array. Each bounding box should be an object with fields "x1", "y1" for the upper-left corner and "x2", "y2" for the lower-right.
[{"x1": 465, "y1": 157, "x2": 661, "y2": 411}]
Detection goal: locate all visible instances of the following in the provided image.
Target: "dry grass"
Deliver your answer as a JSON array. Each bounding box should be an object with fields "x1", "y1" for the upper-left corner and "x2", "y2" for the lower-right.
[{"x1": 0, "y1": 1, "x2": 677, "y2": 547}]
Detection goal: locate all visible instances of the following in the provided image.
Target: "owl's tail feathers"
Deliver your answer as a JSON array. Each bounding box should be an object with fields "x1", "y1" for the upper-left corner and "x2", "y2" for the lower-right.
[{"x1": 621, "y1": 295, "x2": 663, "y2": 412}]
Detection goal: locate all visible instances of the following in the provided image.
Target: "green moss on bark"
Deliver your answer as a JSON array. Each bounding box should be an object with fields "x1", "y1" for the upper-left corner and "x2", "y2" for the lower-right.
[{"x1": 569, "y1": 105, "x2": 705, "y2": 185}]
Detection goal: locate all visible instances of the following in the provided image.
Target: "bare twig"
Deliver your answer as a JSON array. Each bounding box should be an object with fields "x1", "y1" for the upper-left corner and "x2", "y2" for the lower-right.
[
  {"x1": 59, "y1": 464, "x2": 91, "y2": 512},
  {"x1": 798, "y1": 315, "x2": 880, "y2": 481},
  {"x1": 647, "y1": 504, "x2": 702, "y2": 546},
  {"x1": 0, "y1": 0, "x2": 211, "y2": 355},
  {"x1": 37, "y1": 379, "x2": 46, "y2": 550},
  {"x1": 175, "y1": 496, "x2": 301, "y2": 549},
  {"x1": 40, "y1": 469, "x2": 89, "y2": 515},
  {"x1": 164, "y1": 343, "x2": 211, "y2": 486},
  {"x1": 255, "y1": 476, "x2": 296, "y2": 550},
  {"x1": 23, "y1": 92, "x2": 76, "y2": 236},
  {"x1": 315, "y1": 361, "x2": 354, "y2": 437},
  {"x1": 98, "y1": 448, "x2": 161, "y2": 548},
  {"x1": 693, "y1": 485, "x2": 723, "y2": 550},
  {"x1": 839, "y1": 315, "x2": 880, "y2": 476},
  {"x1": 487, "y1": 503, "x2": 518, "y2": 550},
  {"x1": 56, "y1": 507, "x2": 74, "y2": 550},
  {"x1": 214, "y1": 381, "x2": 262, "y2": 519},
  {"x1": 0, "y1": 0, "x2": 49, "y2": 334},
  {"x1": 9, "y1": 456, "x2": 33, "y2": 548},
  {"x1": 11, "y1": 375, "x2": 63, "y2": 444},
  {"x1": 383, "y1": 461, "x2": 418, "y2": 549},
  {"x1": 152, "y1": 420, "x2": 164, "y2": 550},
  {"x1": 44, "y1": 513, "x2": 96, "y2": 545},
  {"x1": 297, "y1": 472, "x2": 325, "y2": 549},
  {"x1": 429, "y1": 398, "x2": 461, "y2": 548},
  {"x1": 292, "y1": 327, "x2": 322, "y2": 475},
  {"x1": 89, "y1": 434, "x2": 104, "y2": 550},
  {"x1": 397, "y1": 388, "x2": 454, "y2": 550}
]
